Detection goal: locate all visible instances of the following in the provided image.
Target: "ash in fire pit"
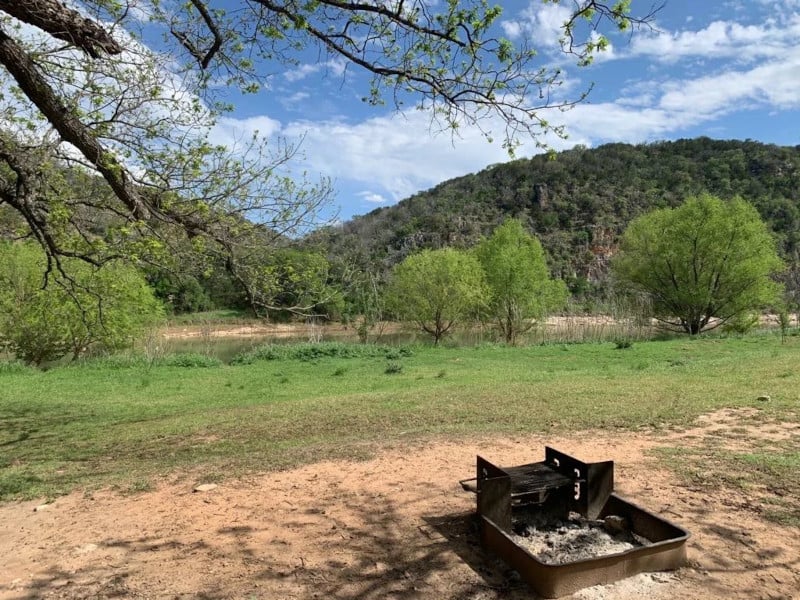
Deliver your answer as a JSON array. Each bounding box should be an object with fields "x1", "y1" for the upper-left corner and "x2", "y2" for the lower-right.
[
  {"x1": 461, "y1": 447, "x2": 690, "y2": 598},
  {"x1": 512, "y1": 511, "x2": 651, "y2": 565}
]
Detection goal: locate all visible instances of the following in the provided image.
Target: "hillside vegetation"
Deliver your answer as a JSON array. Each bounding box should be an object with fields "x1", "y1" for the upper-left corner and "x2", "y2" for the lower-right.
[{"x1": 311, "y1": 138, "x2": 800, "y2": 302}]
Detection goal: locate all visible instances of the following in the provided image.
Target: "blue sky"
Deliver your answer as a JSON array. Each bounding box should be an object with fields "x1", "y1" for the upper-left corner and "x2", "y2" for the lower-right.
[
  {"x1": 130, "y1": 1, "x2": 800, "y2": 222},
  {"x1": 202, "y1": 0, "x2": 800, "y2": 222}
]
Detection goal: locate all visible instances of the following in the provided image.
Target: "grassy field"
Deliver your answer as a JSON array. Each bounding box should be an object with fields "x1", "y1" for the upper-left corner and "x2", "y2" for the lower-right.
[{"x1": 1, "y1": 334, "x2": 799, "y2": 521}]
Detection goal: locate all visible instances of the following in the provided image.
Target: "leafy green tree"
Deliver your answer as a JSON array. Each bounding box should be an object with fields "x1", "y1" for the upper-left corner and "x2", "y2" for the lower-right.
[
  {"x1": 145, "y1": 269, "x2": 215, "y2": 314},
  {"x1": 612, "y1": 195, "x2": 784, "y2": 335},
  {"x1": 0, "y1": 242, "x2": 163, "y2": 364},
  {"x1": 386, "y1": 248, "x2": 487, "y2": 345},
  {"x1": 476, "y1": 219, "x2": 568, "y2": 344}
]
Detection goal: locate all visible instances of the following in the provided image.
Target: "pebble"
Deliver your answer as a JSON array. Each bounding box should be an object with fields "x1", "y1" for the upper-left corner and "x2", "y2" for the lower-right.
[{"x1": 193, "y1": 483, "x2": 218, "y2": 493}]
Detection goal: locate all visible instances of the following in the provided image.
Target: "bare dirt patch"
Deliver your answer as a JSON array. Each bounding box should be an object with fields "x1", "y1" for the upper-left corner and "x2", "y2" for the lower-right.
[
  {"x1": 1, "y1": 419, "x2": 799, "y2": 599},
  {"x1": 673, "y1": 407, "x2": 800, "y2": 450}
]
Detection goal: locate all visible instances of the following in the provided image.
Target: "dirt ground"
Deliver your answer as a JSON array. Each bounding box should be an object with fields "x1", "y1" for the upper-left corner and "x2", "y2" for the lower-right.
[{"x1": 1, "y1": 410, "x2": 799, "y2": 600}]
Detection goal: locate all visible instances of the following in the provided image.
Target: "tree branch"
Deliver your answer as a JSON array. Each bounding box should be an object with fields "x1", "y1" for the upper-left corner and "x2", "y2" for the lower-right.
[
  {"x1": 0, "y1": 0, "x2": 122, "y2": 57},
  {"x1": 170, "y1": 0, "x2": 223, "y2": 68},
  {"x1": 0, "y1": 25, "x2": 150, "y2": 221}
]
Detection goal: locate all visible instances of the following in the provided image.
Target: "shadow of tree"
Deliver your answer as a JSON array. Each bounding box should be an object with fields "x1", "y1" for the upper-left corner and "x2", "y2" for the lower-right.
[
  {"x1": 7, "y1": 564, "x2": 135, "y2": 600},
  {"x1": 239, "y1": 494, "x2": 533, "y2": 600}
]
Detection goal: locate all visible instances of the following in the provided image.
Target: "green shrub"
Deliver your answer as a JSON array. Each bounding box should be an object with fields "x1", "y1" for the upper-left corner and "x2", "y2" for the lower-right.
[
  {"x1": 722, "y1": 313, "x2": 760, "y2": 335},
  {"x1": 0, "y1": 360, "x2": 36, "y2": 375},
  {"x1": 0, "y1": 242, "x2": 163, "y2": 365},
  {"x1": 72, "y1": 354, "x2": 151, "y2": 369}
]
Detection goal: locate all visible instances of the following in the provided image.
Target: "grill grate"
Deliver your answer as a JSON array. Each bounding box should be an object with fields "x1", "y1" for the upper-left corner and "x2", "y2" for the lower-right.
[{"x1": 502, "y1": 462, "x2": 575, "y2": 497}]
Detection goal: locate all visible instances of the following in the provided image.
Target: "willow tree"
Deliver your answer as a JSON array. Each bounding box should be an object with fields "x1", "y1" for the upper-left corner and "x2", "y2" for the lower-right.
[
  {"x1": 386, "y1": 248, "x2": 488, "y2": 345},
  {"x1": 476, "y1": 219, "x2": 567, "y2": 344},
  {"x1": 612, "y1": 195, "x2": 784, "y2": 335},
  {"x1": 0, "y1": 1, "x2": 647, "y2": 311}
]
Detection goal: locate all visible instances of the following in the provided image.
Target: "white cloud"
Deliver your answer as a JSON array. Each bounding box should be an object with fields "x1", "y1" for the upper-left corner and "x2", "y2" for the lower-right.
[
  {"x1": 212, "y1": 115, "x2": 283, "y2": 150},
  {"x1": 629, "y1": 15, "x2": 800, "y2": 63},
  {"x1": 658, "y1": 53, "x2": 800, "y2": 115},
  {"x1": 553, "y1": 49, "x2": 800, "y2": 145},
  {"x1": 501, "y1": 20, "x2": 523, "y2": 39},
  {"x1": 358, "y1": 191, "x2": 389, "y2": 204},
  {"x1": 557, "y1": 103, "x2": 677, "y2": 144},
  {"x1": 284, "y1": 64, "x2": 321, "y2": 83},
  {"x1": 281, "y1": 91, "x2": 311, "y2": 110},
  {"x1": 755, "y1": 0, "x2": 800, "y2": 10},
  {"x1": 278, "y1": 111, "x2": 540, "y2": 201},
  {"x1": 501, "y1": 1, "x2": 572, "y2": 50},
  {"x1": 284, "y1": 59, "x2": 347, "y2": 82}
]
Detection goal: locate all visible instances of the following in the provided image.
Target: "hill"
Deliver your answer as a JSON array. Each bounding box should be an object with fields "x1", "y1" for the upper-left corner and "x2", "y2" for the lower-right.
[{"x1": 309, "y1": 137, "x2": 800, "y2": 301}]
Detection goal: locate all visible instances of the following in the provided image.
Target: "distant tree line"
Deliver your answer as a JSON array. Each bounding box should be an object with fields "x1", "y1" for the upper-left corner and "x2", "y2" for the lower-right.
[
  {"x1": 1, "y1": 138, "x2": 796, "y2": 363},
  {"x1": 310, "y1": 137, "x2": 800, "y2": 308}
]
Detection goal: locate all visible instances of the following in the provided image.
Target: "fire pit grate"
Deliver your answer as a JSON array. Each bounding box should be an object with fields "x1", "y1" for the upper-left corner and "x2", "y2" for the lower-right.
[
  {"x1": 460, "y1": 446, "x2": 690, "y2": 598},
  {"x1": 502, "y1": 462, "x2": 574, "y2": 496}
]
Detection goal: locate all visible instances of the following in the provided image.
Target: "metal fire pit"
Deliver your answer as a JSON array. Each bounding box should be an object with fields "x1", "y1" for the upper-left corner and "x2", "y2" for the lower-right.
[{"x1": 460, "y1": 447, "x2": 690, "y2": 598}]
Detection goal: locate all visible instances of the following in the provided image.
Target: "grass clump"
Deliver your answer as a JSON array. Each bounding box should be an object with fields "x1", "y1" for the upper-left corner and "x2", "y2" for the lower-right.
[
  {"x1": 71, "y1": 352, "x2": 221, "y2": 369},
  {"x1": 157, "y1": 353, "x2": 222, "y2": 368},
  {"x1": 231, "y1": 341, "x2": 413, "y2": 365},
  {"x1": 71, "y1": 354, "x2": 151, "y2": 369},
  {"x1": 384, "y1": 361, "x2": 403, "y2": 374},
  {"x1": 0, "y1": 360, "x2": 36, "y2": 375}
]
